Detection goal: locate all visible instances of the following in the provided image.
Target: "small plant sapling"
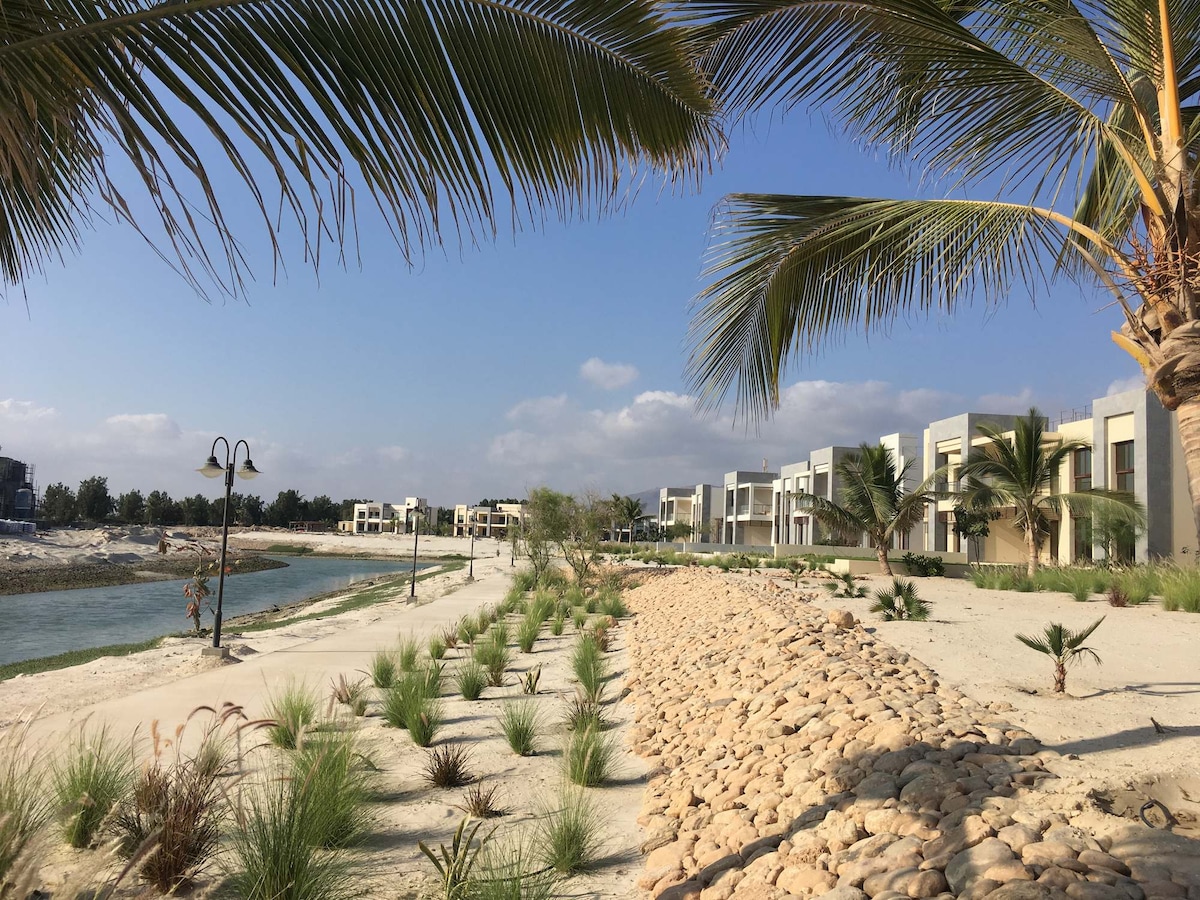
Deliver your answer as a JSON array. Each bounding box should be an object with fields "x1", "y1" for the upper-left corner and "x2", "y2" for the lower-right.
[{"x1": 1015, "y1": 617, "x2": 1105, "y2": 693}]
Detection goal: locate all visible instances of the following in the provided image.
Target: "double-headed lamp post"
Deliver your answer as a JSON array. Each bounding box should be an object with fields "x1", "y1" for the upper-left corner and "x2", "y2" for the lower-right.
[
  {"x1": 467, "y1": 511, "x2": 477, "y2": 582},
  {"x1": 197, "y1": 438, "x2": 260, "y2": 655},
  {"x1": 410, "y1": 510, "x2": 424, "y2": 598}
]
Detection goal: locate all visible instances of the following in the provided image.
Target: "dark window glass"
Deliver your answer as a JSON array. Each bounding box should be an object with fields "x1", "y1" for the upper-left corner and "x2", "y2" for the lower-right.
[{"x1": 1114, "y1": 441, "x2": 1135, "y2": 493}]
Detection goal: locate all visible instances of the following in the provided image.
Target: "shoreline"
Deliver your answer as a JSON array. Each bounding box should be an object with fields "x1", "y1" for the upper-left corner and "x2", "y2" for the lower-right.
[{"x1": 0, "y1": 553, "x2": 288, "y2": 596}]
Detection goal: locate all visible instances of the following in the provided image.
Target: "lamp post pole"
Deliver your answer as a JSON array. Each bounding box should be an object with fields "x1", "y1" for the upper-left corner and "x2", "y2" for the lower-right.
[
  {"x1": 467, "y1": 512, "x2": 476, "y2": 582},
  {"x1": 197, "y1": 438, "x2": 260, "y2": 656},
  {"x1": 410, "y1": 512, "x2": 421, "y2": 598}
]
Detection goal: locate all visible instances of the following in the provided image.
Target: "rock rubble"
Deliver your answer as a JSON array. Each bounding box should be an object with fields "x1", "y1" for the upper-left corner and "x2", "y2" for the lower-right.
[{"x1": 622, "y1": 570, "x2": 1200, "y2": 900}]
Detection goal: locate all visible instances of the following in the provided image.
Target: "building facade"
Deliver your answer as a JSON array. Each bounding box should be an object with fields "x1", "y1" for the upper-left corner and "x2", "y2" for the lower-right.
[
  {"x1": 722, "y1": 469, "x2": 777, "y2": 546},
  {"x1": 453, "y1": 503, "x2": 525, "y2": 539},
  {"x1": 350, "y1": 498, "x2": 435, "y2": 534}
]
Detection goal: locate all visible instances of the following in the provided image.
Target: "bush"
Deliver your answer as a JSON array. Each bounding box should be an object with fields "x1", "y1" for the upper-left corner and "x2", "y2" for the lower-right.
[
  {"x1": 511, "y1": 569, "x2": 538, "y2": 592},
  {"x1": 228, "y1": 772, "x2": 352, "y2": 900},
  {"x1": 291, "y1": 733, "x2": 372, "y2": 849},
  {"x1": 454, "y1": 661, "x2": 487, "y2": 701},
  {"x1": 571, "y1": 608, "x2": 588, "y2": 632},
  {"x1": 1159, "y1": 565, "x2": 1200, "y2": 612},
  {"x1": 900, "y1": 552, "x2": 945, "y2": 577},
  {"x1": 423, "y1": 745, "x2": 473, "y2": 789},
  {"x1": 597, "y1": 592, "x2": 627, "y2": 618},
  {"x1": 869, "y1": 578, "x2": 932, "y2": 621},
  {"x1": 0, "y1": 723, "x2": 52, "y2": 882},
  {"x1": 824, "y1": 572, "x2": 866, "y2": 598},
  {"x1": 499, "y1": 701, "x2": 541, "y2": 756},
  {"x1": 536, "y1": 787, "x2": 603, "y2": 874},
  {"x1": 381, "y1": 670, "x2": 434, "y2": 730},
  {"x1": 1112, "y1": 566, "x2": 1159, "y2": 605},
  {"x1": 54, "y1": 727, "x2": 134, "y2": 849},
  {"x1": 265, "y1": 682, "x2": 320, "y2": 749},
  {"x1": 368, "y1": 650, "x2": 398, "y2": 689},
  {"x1": 564, "y1": 727, "x2": 616, "y2": 787}
]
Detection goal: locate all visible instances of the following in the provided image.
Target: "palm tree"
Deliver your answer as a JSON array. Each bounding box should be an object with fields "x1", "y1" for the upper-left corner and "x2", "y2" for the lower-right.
[
  {"x1": 959, "y1": 409, "x2": 1144, "y2": 576},
  {"x1": 681, "y1": 0, "x2": 1200, "y2": 545},
  {"x1": 1016, "y1": 618, "x2": 1105, "y2": 693},
  {"x1": 2, "y1": 0, "x2": 714, "y2": 297},
  {"x1": 793, "y1": 443, "x2": 939, "y2": 575},
  {"x1": 610, "y1": 494, "x2": 645, "y2": 550}
]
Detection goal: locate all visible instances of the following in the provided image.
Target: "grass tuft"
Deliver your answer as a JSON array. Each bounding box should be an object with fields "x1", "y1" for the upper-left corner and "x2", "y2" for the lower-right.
[
  {"x1": 536, "y1": 786, "x2": 603, "y2": 874},
  {"x1": 330, "y1": 675, "x2": 370, "y2": 716},
  {"x1": 0, "y1": 722, "x2": 53, "y2": 881},
  {"x1": 428, "y1": 636, "x2": 447, "y2": 661},
  {"x1": 454, "y1": 661, "x2": 488, "y2": 701},
  {"x1": 290, "y1": 732, "x2": 372, "y2": 849},
  {"x1": 516, "y1": 614, "x2": 542, "y2": 653},
  {"x1": 54, "y1": 726, "x2": 134, "y2": 849},
  {"x1": 368, "y1": 650, "x2": 398, "y2": 689},
  {"x1": 265, "y1": 681, "x2": 321, "y2": 750},
  {"x1": 457, "y1": 783, "x2": 506, "y2": 819},
  {"x1": 564, "y1": 727, "x2": 617, "y2": 787},
  {"x1": 397, "y1": 634, "x2": 421, "y2": 672},
  {"x1": 406, "y1": 698, "x2": 444, "y2": 748},
  {"x1": 423, "y1": 745, "x2": 474, "y2": 789},
  {"x1": 498, "y1": 701, "x2": 541, "y2": 756}
]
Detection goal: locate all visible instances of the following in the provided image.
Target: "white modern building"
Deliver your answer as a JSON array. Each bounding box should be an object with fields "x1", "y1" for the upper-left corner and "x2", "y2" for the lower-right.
[
  {"x1": 722, "y1": 468, "x2": 777, "y2": 546},
  {"x1": 351, "y1": 498, "x2": 435, "y2": 534},
  {"x1": 453, "y1": 502, "x2": 525, "y2": 539}
]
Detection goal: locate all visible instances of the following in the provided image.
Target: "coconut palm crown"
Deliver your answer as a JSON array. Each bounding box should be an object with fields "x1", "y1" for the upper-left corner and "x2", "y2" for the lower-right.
[
  {"x1": 959, "y1": 409, "x2": 1144, "y2": 575},
  {"x1": 792, "y1": 443, "x2": 939, "y2": 574},
  {"x1": 2, "y1": 0, "x2": 717, "y2": 298},
  {"x1": 681, "y1": 0, "x2": 1200, "y2": 541}
]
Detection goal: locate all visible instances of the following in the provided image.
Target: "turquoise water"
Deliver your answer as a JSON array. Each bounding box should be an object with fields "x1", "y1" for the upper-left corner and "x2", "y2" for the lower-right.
[{"x1": 0, "y1": 556, "x2": 426, "y2": 665}]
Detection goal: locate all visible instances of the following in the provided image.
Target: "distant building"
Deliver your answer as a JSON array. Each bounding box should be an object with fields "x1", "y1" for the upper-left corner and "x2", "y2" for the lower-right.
[
  {"x1": 453, "y1": 503, "x2": 525, "y2": 539},
  {"x1": 349, "y1": 498, "x2": 436, "y2": 534},
  {"x1": 0, "y1": 453, "x2": 36, "y2": 521}
]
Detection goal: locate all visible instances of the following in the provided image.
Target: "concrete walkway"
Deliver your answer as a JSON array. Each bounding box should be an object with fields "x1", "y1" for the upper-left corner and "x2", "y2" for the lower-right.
[{"x1": 27, "y1": 557, "x2": 516, "y2": 752}]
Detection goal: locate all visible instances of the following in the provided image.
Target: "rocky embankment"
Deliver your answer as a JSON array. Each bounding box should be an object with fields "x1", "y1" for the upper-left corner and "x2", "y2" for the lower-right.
[{"x1": 623, "y1": 570, "x2": 1200, "y2": 900}]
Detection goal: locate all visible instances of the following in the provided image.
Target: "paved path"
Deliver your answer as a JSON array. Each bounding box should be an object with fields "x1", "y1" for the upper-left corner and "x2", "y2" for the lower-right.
[{"x1": 28, "y1": 557, "x2": 515, "y2": 753}]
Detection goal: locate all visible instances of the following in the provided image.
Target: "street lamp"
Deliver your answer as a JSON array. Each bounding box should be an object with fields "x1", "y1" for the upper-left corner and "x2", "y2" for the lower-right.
[
  {"x1": 410, "y1": 511, "x2": 423, "y2": 598},
  {"x1": 467, "y1": 511, "x2": 477, "y2": 582},
  {"x1": 197, "y1": 437, "x2": 260, "y2": 656}
]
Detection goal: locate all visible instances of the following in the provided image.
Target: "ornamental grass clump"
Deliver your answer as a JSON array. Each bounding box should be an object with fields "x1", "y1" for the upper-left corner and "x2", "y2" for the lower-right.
[
  {"x1": 571, "y1": 634, "x2": 607, "y2": 702},
  {"x1": 330, "y1": 675, "x2": 370, "y2": 717},
  {"x1": 405, "y1": 698, "x2": 444, "y2": 748},
  {"x1": 597, "y1": 591, "x2": 627, "y2": 619},
  {"x1": 1016, "y1": 617, "x2": 1105, "y2": 693},
  {"x1": 0, "y1": 723, "x2": 53, "y2": 882},
  {"x1": 397, "y1": 634, "x2": 421, "y2": 672},
  {"x1": 456, "y1": 783, "x2": 506, "y2": 819},
  {"x1": 474, "y1": 633, "x2": 511, "y2": 687},
  {"x1": 423, "y1": 745, "x2": 473, "y2": 789},
  {"x1": 536, "y1": 786, "x2": 603, "y2": 874},
  {"x1": 1158, "y1": 565, "x2": 1200, "y2": 612},
  {"x1": 290, "y1": 733, "x2": 372, "y2": 849},
  {"x1": 474, "y1": 833, "x2": 559, "y2": 900},
  {"x1": 562, "y1": 691, "x2": 607, "y2": 733},
  {"x1": 498, "y1": 701, "x2": 541, "y2": 757},
  {"x1": 228, "y1": 772, "x2": 352, "y2": 900},
  {"x1": 381, "y1": 671, "x2": 430, "y2": 730},
  {"x1": 265, "y1": 682, "x2": 320, "y2": 749},
  {"x1": 428, "y1": 636, "x2": 447, "y2": 661},
  {"x1": 454, "y1": 661, "x2": 487, "y2": 701},
  {"x1": 458, "y1": 617, "x2": 480, "y2": 647},
  {"x1": 54, "y1": 726, "x2": 135, "y2": 849},
  {"x1": 869, "y1": 578, "x2": 931, "y2": 621},
  {"x1": 571, "y1": 608, "x2": 588, "y2": 632},
  {"x1": 550, "y1": 610, "x2": 566, "y2": 636},
  {"x1": 564, "y1": 727, "x2": 616, "y2": 787},
  {"x1": 517, "y1": 614, "x2": 541, "y2": 653},
  {"x1": 368, "y1": 650, "x2": 398, "y2": 689}
]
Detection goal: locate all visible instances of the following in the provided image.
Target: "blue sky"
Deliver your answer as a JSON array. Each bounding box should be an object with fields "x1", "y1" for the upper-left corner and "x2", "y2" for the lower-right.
[{"x1": 2, "y1": 111, "x2": 1141, "y2": 508}]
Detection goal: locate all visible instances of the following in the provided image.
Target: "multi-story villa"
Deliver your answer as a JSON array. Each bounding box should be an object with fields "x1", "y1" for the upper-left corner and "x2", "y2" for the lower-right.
[
  {"x1": 350, "y1": 498, "x2": 434, "y2": 534},
  {"x1": 452, "y1": 502, "x2": 525, "y2": 539},
  {"x1": 722, "y1": 468, "x2": 777, "y2": 546}
]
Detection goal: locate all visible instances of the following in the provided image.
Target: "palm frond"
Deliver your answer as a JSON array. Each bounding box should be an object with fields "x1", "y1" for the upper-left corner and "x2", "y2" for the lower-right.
[
  {"x1": 686, "y1": 196, "x2": 1068, "y2": 415},
  {"x1": 0, "y1": 0, "x2": 717, "y2": 296},
  {"x1": 790, "y1": 493, "x2": 865, "y2": 543}
]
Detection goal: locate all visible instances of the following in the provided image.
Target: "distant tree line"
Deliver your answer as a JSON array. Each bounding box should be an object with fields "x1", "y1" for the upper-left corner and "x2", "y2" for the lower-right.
[{"x1": 36, "y1": 476, "x2": 366, "y2": 529}]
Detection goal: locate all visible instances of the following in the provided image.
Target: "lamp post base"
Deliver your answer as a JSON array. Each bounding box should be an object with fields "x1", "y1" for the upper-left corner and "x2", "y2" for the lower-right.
[
  {"x1": 201, "y1": 646, "x2": 231, "y2": 659},
  {"x1": 465, "y1": 575, "x2": 475, "y2": 583}
]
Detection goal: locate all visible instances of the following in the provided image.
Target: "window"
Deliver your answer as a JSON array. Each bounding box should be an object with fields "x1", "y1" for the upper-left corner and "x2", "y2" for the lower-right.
[
  {"x1": 1074, "y1": 448, "x2": 1092, "y2": 492},
  {"x1": 1114, "y1": 441, "x2": 1135, "y2": 492}
]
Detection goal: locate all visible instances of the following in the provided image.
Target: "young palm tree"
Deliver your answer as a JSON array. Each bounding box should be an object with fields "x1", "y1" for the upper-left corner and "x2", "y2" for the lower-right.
[
  {"x1": 1016, "y1": 617, "x2": 1105, "y2": 693},
  {"x1": 793, "y1": 443, "x2": 938, "y2": 575},
  {"x1": 960, "y1": 409, "x2": 1144, "y2": 576},
  {"x1": 2, "y1": 0, "x2": 715, "y2": 298},
  {"x1": 610, "y1": 495, "x2": 645, "y2": 549},
  {"x1": 681, "y1": 0, "x2": 1200, "y2": 544}
]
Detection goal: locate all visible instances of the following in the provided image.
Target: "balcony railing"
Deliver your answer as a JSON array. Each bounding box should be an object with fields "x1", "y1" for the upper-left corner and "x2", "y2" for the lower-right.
[{"x1": 736, "y1": 503, "x2": 772, "y2": 516}]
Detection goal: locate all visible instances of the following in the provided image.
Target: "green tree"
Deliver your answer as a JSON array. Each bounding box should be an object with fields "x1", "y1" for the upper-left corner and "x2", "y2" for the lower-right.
[
  {"x1": 952, "y1": 505, "x2": 998, "y2": 564},
  {"x1": 76, "y1": 476, "x2": 114, "y2": 522},
  {"x1": 116, "y1": 490, "x2": 145, "y2": 524},
  {"x1": 960, "y1": 410, "x2": 1145, "y2": 576},
  {"x1": 2, "y1": 2, "x2": 712, "y2": 300},
  {"x1": 338, "y1": 498, "x2": 366, "y2": 522},
  {"x1": 265, "y1": 490, "x2": 305, "y2": 527},
  {"x1": 243, "y1": 495, "x2": 265, "y2": 526},
  {"x1": 793, "y1": 444, "x2": 940, "y2": 575},
  {"x1": 522, "y1": 487, "x2": 567, "y2": 584},
  {"x1": 41, "y1": 482, "x2": 77, "y2": 525},
  {"x1": 145, "y1": 490, "x2": 177, "y2": 526},
  {"x1": 307, "y1": 495, "x2": 339, "y2": 525},
  {"x1": 610, "y1": 494, "x2": 646, "y2": 549},
  {"x1": 181, "y1": 494, "x2": 212, "y2": 526},
  {"x1": 682, "y1": 0, "x2": 1200, "y2": 543}
]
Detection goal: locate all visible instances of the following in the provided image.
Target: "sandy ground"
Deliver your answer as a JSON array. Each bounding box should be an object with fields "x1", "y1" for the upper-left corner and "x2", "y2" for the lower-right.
[
  {"x1": 4, "y1": 556, "x2": 646, "y2": 899},
  {"x1": 792, "y1": 569, "x2": 1200, "y2": 793},
  {"x1": 0, "y1": 525, "x2": 179, "y2": 567},
  {"x1": 229, "y1": 529, "x2": 510, "y2": 560}
]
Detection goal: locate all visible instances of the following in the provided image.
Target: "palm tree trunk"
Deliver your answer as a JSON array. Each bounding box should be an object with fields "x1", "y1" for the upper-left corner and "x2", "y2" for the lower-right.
[
  {"x1": 876, "y1": 543, "x2": 892, "y2": 575},
  {"x1": 1176, "y1": 396, "x2": 1200, "y2": 549},
  {"x1": 1026, "y1": 528, "x2": 1038, "y2": 579},
  {"x1": 1054, "y1": 660, "x2": 1066, "y2": 693}
]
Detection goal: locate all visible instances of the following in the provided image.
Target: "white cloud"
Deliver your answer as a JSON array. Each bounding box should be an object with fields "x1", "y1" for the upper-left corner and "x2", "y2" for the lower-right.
[
  {"x1": 505, "y1": 394, "x2": 569, "y2": 423},
  {"x1": 0, "y1": 399, "x2": 56, "y2": 420},
  {"x1": 974, "y1": 387, "x2": 1037, "y2": 413},
  {"x1": 104, "y1": 413, "x2": 182, "y2": 439},
  {"x1": 579, "y1": 357, "x2": 638, "y2": 390},
  {"x1": 377, "y1": 446, "x2": 409, "y2": 463},
  {"x1": 1106, "y1": 374, "x2": 1145, "y2": 396}
]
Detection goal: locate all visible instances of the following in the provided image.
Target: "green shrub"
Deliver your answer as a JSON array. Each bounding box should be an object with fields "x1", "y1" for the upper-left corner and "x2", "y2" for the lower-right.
[
  {"x1": 458, "y1": 617, "x2": 480, "y2": 647},
  {"x1": 571, "y1": 634, "x2": 607, "y2": 702},
  {"x1": 499, "y1": 701, "x2": 541, "y2": 756},
  {"x1": 421, "y1": 661, "x2": 444, "y2": 698},
  {"x1": 824, "y1": 572, "x2": 866, "y2": 598},
  {"x1": 1113, "y1": 566, "x2": 1159, "y2": 605},
  {"x1": 474, "y1": 634, "x2": 511, "y2": 687},
  {"x1": 265, "y1": 681, "x2": 320, "y2": 750},
  {"x1": 537, "y1": 787, "x2": 603, "y2": 874},
  {"x1": 900, "y1": 552, "x2": 945, "y2": 577},
  {"x1": 550, "y1": 610, "x2": 566, "y2": 636},
  {"x1": 538, "y1": 568, "x2": 569, "y2": 594},
  {"x1": 571, "y1": 608, "x2": 588, "y2": 632},
  {"x1": 454, "y1": 661, "x2": 487, "y2": 701},
  {"x1": 869, "y1": 578, "x2": 932, "y2": 621},
  {"x1": 54, "y1": 727, "x2": 133, "y2": 849},
  {"x1": 1159, "y1": 565, "x2": 1200, "y2": 612},
  {"x1": 564, "y1": 727, "x2": 616, "y2": 787},
  {"x1": 368, "y1": 650, "x2": 398, "y2": 689},
  {"x1": 228, "y1": 772, "x2": 352, "y2": 900},
  {"x1": 512, "y1": 569, "x2": 538, "y2": 593},
  {"x1": 488, "y1": 621, "x2": 510, "y2": 648},
  {"x1": 428, "y1": 636, "x2": 447, "y2": 661},
  {"x1": 381, "y1": 670, "x2": 436, "y2": 730},
  {"x1": 291, "y1": 733, "x2": 371, "y2": 849}
]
